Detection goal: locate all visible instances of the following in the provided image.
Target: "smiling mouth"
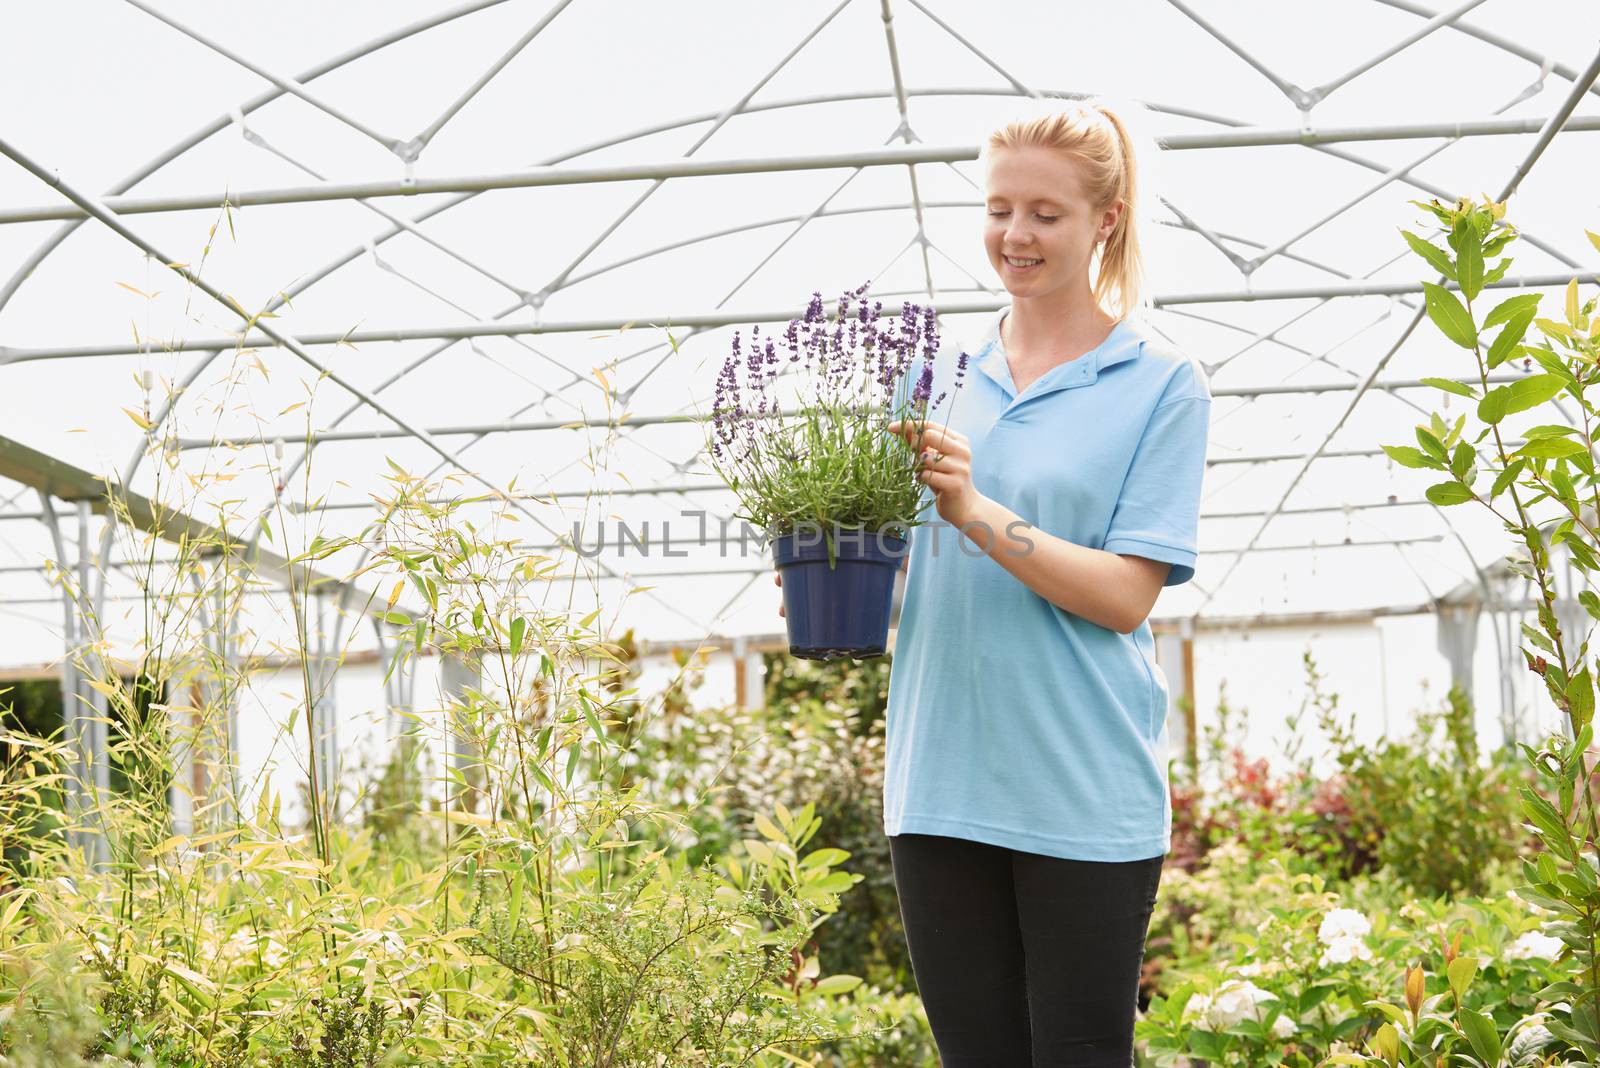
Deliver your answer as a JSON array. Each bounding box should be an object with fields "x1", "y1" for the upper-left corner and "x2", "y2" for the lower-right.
[{"x1": 1004, "y1": 254, "x2": 1043, "y2": 269}]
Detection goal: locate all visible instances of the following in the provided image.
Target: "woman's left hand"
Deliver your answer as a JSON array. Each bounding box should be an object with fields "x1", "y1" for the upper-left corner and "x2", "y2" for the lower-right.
[{"x1": 887, "y1": 419, "x2": 986, "y2": 528}]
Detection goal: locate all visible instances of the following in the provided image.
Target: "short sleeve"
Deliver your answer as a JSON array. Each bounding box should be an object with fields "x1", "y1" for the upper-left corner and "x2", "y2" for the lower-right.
[{"x1": 1102, "y1": 395, "x2": 1211, "y2": 586}]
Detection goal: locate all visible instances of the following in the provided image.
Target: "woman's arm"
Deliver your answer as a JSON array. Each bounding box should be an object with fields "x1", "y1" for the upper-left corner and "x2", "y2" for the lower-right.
[{"x1": 954, "y1": 496, "x2": 1168, "y2": 634}]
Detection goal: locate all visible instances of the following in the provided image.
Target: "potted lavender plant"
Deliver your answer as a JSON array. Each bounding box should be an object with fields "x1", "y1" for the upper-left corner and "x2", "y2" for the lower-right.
[{"x1": 706, "y1": 281, "x2": 963, "y2": 660}]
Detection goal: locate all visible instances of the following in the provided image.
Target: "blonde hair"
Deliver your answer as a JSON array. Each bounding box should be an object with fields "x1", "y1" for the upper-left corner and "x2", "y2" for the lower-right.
[{"x1": 979, "y1": 95, "x2": 1163, "y2": 323}]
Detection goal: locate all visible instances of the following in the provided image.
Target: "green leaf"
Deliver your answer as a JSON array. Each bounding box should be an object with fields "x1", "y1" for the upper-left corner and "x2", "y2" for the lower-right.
[
  {"x1": 1457, "y1": 231, "x2": 1485, "y2": 302},
  {"x1": 1486, "y1": 310, "x2": 1536, "y2": 369},
  {"x1": 1421, "y1": 281, "x2": 1477, "y2": 348},
  {"x1": 1483, "y1": 228, "x2": 1516, "y2": 257},
  {"x1": 1409, "y1": 197, "x2": 1455, "y2": 226},
  {"x1": 1416, "y1": 426, "x2": 1449, "y2": 461},
  {"x1": 1363, "y1": 1000, "x2": 1410, "y2": 1027},
  {"x1": 1426, "y1": 482, "x2": 1474, "y2": 506},
  {"x1": 1479, "y1": 374, "x2": 1565, "y2": 424},
  {"x1": 1450, "y1": 441, "x2": 1474, "y2": 479},
  {"x1": 799, "y1": 847, "x2": 851, "y2": 870},
  {"x1": 1382, "y1": 444, "x2": 1441, "y2": 470},
  {"x1": 1569, "y1": 667, "x2": 1594, "y2": 733},
  {"x1": 1521, "y1": 621, "x2": 1556, "y2": 657},
  {"x1": 1483, "y1": 256, "x2": 1513, "y2": 286},
  {"x1": 1517, "y1": 438, "x2": 1587, "y2": 460},
  {"x1": 1484, "y1": 292, "x2": 1541, "y2": 329},
  {"x1": 1521, "y1": 787, "x2": 1578, "y2": 860},
  {"x1": 1552, "y1": 464, "x2": 1578, "y2": 507},
  {"x1": 1537, "y1": 317, "x2": 1579, "y2": 341},
  {"x1": 754, "y1": 811, "x2": 786, "y2": 843},
  {"x1": 1580, "y1": 590, "x2": 1600, "y2": 622},
  {"x1": 1458, "y1": 1007, "x2": 1500, "y2": 1065},
  {"x1": 1420, "y1": 377, "x2": 1477, "y2": 398},
  {"x1": 564, "y1": 733, "x2": 582, "y2": 786},
  {"x1": 1446, "y1": 955, "x2": 1479, "y2": 1002},
  {"x1": 1490, "y1": 459, "x2": 1525, "y2": 501},
  {"x1": 811, "y1": 974, "x2": 864, "y2": 997},
  {"x1": 1401, "y1": 230, "x2": 1456, "y2": 279},
  {"x1": 509, "y1": 616, "x2": 526, "y2": 657}
]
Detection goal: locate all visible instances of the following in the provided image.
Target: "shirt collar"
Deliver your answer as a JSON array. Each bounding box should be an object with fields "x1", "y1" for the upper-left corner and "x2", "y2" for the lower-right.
[{"x1": 973, "y1": 306, "x2": 1142, "y2": 399}]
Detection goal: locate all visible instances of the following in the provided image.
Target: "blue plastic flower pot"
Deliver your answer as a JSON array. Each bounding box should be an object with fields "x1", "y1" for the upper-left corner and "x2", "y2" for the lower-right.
[{"x1": 771, "y1": 526, "x2": 907, "y2": 661}]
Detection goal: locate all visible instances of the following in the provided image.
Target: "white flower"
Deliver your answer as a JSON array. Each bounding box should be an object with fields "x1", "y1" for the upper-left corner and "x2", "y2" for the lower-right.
[
  {"x1": 1506, "y1": 931, "x2": 1563, "y2": 960},
  {"x1": 1237, "y1": 961, "x2": 1263, "y2": 977},
  {"x1": 1318, "y1": 935, "x2": 1374, "y2": 967},
  {"x1": 1270, "y1": 1014, "x2": 1298, "y2": 1038},
  {"x1": 1398, "y1": 901, "x2": 1428, "y2": 923},
  {"x1": 1186, "y1": 980, "x2": 1277, "y2": 1030},
  {"x1": 1318, "y1": 907, "x2": 1372, "y2": 944}
]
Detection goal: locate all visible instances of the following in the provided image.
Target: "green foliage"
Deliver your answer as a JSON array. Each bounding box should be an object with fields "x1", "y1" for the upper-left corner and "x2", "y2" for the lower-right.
[
  {"x1": 1168, "y1": 653, "x2": 1528, "y2": 899},
  {"x1": 1136, "y1": 844, "x2": 1566, "y2": 1066},
  {"x1": 1335, "y1": 198, "x2": 1600, "y2": 1063},
  {"x1": 0, "y1": 441, "x2": 904, "y2": 1064},
  {"x1": 762, "y1": 652, "x2": 891, "y2": 736},
  {"x1": 604, "y1": 651, "x2": 912, "y2": 994},
  {"x1": 1313, "y1": 663, "x2": 1531, "y2": 899}
]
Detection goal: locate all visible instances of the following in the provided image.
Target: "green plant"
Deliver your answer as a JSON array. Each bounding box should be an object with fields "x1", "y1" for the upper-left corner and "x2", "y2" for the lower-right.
[
  {"x1": 1136, "y1": 854, "x2": 1564, "y2": 1066},
  {"x1": 0, "y1": 315, "x2": 899, "y2": 1066},
  {"x1": 1313, "y1": 661, "x2": 1531, "y2": 898},
  {"x1": 1344, "y1": 196, "x2": 1600, "y2": 1061},
  {"x1": 603, "y1": 657, "x2": 912, "y2": 994},
  {"x1": 703, "y1": 283, "x2": 962, "y2": 550}
]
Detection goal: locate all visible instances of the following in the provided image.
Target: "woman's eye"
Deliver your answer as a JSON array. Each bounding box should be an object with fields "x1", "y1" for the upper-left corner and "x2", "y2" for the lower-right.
[{"x1": 986, "y1": 210, "x2": 1058, "y2": 222}]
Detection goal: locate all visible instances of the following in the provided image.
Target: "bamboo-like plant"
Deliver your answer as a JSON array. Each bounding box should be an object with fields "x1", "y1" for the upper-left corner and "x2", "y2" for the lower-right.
[{"x1": 0, "y1": 226, "x2": 904, "y2": 1066}]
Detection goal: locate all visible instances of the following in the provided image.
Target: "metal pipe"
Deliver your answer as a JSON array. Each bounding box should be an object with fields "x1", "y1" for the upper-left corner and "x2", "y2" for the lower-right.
[
  {"x1": 9, "y1": 112, "x2": 1600, "y2": 226},
  {"x1": 12, "y1": 273, "x2": 1592, "y2": 364}
]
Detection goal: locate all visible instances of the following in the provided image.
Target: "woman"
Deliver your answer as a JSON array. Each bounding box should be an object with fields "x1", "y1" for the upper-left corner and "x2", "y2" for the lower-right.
[{"x1": 877, "y1": 99, "x2": 1209, "y2": 1065}]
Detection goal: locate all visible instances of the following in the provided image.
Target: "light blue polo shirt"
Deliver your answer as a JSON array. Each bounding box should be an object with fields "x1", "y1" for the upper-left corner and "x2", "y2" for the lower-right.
[{"x1": 883, "y1": 306, "x2": 1212, "y2": 862}]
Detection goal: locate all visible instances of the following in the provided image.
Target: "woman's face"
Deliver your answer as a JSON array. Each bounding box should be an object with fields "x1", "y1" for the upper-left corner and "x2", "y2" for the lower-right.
[{"x1": 983, "y1": 144, "x2": 1121, "y2": 301}]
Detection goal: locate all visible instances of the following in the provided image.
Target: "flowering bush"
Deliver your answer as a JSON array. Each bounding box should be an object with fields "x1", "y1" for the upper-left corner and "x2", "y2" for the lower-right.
[
  {"x1": 704, "y1": 282, "x2": 966, "y2": 546},
  {"x1": 1136, "y1": 856, "x2": 1569, "y2": 1066}
]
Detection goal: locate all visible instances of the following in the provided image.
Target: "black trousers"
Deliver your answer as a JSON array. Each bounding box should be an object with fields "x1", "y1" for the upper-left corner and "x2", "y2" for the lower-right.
[{"x1": 887, "y1": 831, "x2": 1164, "y2": 1067}]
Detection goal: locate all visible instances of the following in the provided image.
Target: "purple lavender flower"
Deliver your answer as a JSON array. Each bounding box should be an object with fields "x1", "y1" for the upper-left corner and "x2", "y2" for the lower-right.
[
  {"x1": 710, "y1": 284, "x2": 967, "y2": 497},
  {"x1": 911, "y1": 360, "x2": 934, "y2": 406}
]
